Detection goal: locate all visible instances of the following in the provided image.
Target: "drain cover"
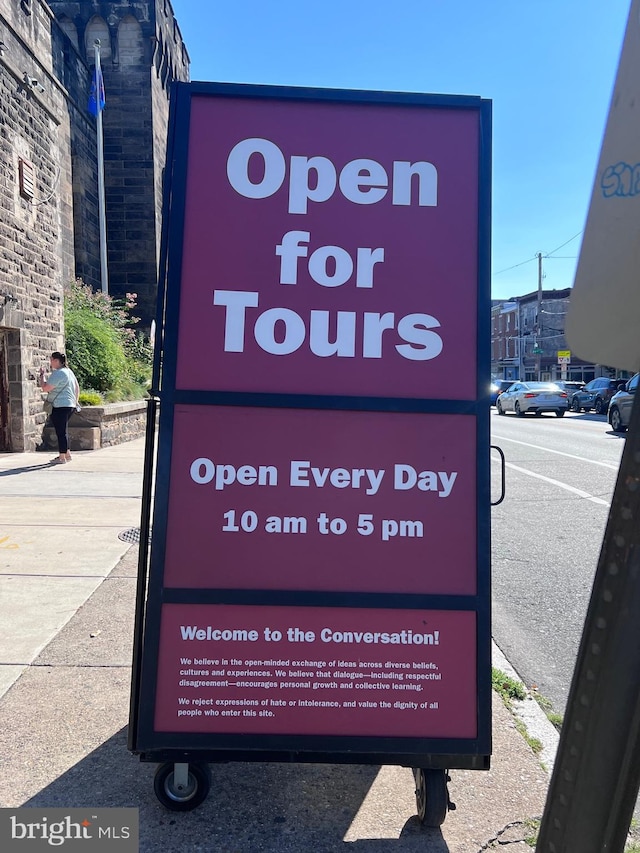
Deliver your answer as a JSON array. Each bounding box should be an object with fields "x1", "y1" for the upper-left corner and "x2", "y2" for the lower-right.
[{"x1": 118, "y1": 527, "x2": 147, "y2": 544}]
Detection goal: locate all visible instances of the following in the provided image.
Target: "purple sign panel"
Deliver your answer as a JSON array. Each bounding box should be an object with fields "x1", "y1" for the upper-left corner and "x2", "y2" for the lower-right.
[
  {"x1": 175, "y1": 95, "x2": 480, "y2": 398},
  {"x1": 163, "y1": 405, "x2": 477, "y2": 595},
  {"x1": 154, "y1": 604, "x2": 477, "y2": 739}
]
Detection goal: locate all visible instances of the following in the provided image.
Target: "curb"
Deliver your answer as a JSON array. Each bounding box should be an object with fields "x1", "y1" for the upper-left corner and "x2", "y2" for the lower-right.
[{"x1": 492, "y1": 640, "x2": 560, "y2": 775}]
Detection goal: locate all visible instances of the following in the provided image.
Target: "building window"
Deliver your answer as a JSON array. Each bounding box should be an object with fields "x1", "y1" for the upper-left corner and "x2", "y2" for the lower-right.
[
  {"x1": 18, "y1": 158, "x2": 35, "y2": 200},
  {"x1": 85, "y1": 16, "x2": 112, "y2": 62}
]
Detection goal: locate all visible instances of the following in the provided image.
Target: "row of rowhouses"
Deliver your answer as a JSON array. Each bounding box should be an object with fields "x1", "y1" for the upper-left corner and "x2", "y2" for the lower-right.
[{"x1": 491, "y1": 288, "x2": 630, "y2": 385}]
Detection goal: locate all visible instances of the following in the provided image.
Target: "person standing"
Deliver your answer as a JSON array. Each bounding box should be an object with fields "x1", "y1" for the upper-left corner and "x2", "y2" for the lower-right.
[{"x1": 39, "y1": 351, "x2": 80, "y2": 464}]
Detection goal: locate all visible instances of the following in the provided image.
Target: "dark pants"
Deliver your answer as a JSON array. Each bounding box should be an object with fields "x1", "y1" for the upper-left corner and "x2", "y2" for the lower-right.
[{"x1": 51, "y1": 406, "x2": 74, "y2": 454}]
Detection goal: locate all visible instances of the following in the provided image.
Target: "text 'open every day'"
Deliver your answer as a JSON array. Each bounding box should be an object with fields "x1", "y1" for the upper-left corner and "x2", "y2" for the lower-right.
[{"x1": 189, "y1": 459, "x2": 459, "y2": 498}]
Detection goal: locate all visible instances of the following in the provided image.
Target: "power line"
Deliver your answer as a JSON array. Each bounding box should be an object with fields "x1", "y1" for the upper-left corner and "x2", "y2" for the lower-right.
[
  {"x1": 493, "y1": 231, "x2": 583, "y2": 277},
  {"x1": 493, "y1": 256, "x2": 537, "y2": 276},
  {"x1": 545, "y1": 231, "x2": 583, "y2": 257}
]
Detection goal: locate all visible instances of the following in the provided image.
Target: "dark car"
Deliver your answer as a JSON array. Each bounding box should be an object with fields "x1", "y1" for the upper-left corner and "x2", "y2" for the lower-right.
[
  {"x1": 490, "y1": 380, "x2": 516, "y2": 406},
  {"x1": 570, "y1": 377, "x2": 620, "y2": 414},
  {"x1": 554, "y1": 380, "x2": 585, "y2": 408}
]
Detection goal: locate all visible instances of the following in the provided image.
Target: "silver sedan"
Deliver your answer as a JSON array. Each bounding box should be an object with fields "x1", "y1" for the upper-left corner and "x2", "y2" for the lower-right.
[
  {"x1": 496, "y1": 381, "x2": 569, "y2": 418},
  {"x1": 608, "y1": 373, "x2": 639, "y2": 432}
]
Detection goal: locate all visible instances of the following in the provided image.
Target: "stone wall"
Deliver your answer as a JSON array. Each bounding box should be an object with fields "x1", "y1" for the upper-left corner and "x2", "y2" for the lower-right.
[
  {"x1": 93, "y1": 399, "x2": 148, "y2": 446},
  {"x1": 51, "y1": 12, "x2": 101, "y2": 291},
  {"x1": 47, "y1": 0, "x2": 190, "y2": 327},
  {"x1": 0, "y1": 0, "x2": 74, "y2": 450},
  {"x1": 150, "y1": 0, "x2": 189, "y2": 275},
  {"x1": 40, "y1": 398, "x2": 147, "y2": 450},
  {"x1": 0, "y1": 0, "x2": 189, "y2": 452}
]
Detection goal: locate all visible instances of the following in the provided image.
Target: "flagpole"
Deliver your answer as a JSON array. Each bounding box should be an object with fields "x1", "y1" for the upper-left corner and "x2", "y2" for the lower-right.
[{"x1": 94, "y1": 39, "x2": 109, "y2": 295}]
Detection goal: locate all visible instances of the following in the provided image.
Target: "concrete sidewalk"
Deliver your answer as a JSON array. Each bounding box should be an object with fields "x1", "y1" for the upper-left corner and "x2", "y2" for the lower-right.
[
  {"x1": 0, "y1": 440, "x2": 143, "y2": 698},
  {"x1": 0, "y1": 440, "x2": 554, "y2": 851}
]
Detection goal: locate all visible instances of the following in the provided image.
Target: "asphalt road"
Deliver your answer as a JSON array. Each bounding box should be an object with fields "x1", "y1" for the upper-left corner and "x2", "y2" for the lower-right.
[{"x1": 490, "y1": 407, "x2": 625, "y2": 716}]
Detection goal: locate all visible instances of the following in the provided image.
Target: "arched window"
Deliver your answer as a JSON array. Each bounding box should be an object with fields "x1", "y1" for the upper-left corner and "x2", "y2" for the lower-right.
[
  {"x1": 118, "y1": 15, "x2": 144, "y2": 66},
  {"x1": 58, "y1": 16, "x2": 79, "y2": 51},
  {"x1": 85, "y1": 16, "x2": 111, "y2": 63}
]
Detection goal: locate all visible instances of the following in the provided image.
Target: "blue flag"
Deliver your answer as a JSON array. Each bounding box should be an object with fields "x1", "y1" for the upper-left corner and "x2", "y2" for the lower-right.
[{"x1": 88, "y1": 65, "x2": 105, "y2": 117}]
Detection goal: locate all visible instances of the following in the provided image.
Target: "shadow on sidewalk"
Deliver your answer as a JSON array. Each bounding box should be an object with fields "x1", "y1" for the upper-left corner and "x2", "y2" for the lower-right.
[
  {"x1": 23, "y1": 729, "x2": 449, "y2": 852},
  {"x1": 0, "y1": 463, "x2": 60, "y2": 476}
]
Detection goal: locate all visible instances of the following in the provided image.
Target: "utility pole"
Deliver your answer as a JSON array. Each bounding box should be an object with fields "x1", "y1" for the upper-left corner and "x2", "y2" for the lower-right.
[{"x1": 536, "y1": 252, "x2": 543, "y2": 380}]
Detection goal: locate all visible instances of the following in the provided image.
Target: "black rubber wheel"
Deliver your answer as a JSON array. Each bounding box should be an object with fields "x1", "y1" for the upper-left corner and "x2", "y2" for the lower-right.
[
  {"x1": 413, "y1": 768, "x2": 448, "y2": 827},
  {"x1": 571, "y1": 398, "x2": 581, "y2": 413},
  {"x1": 515, "y1": 401, "x2": 525, "y2": 417},
  {"x1": 595, "y1": 397, "x2": 605, "y2": 415},
  {"x1": 610, "y1": 407, "x2": 626, "y2": 432},
  {"x1": 497, "y1": 401, "x2": 505, "y2": 416},
  {"x1": 153, "y1": 762, "x2": 211, "y2": 811},
  {"x1": 555, "y1": 409, "x2": 565, "y2": 417}
]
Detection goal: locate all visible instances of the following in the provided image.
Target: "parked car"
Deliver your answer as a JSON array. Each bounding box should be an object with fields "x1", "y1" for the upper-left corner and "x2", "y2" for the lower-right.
[
  {"x1": 490, "y1": 380, "x2": 516, "y2": 405},
  {"x1": 496, "y1": 381, "x2": 568, "y2": 417},
  {"x1": 570, "y1": 377, "x2": 620, "y2": 414},
  {"x1": 608, "y1": 373, "x2": 639, "y2": 432},
  {"x1": 554, "y1": 380, "x2": 585, "y2": 408}
]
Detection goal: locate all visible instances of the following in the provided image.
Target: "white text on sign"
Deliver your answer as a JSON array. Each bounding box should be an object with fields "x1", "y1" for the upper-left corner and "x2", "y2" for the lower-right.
[
  {"x1": 211, "y1": 137, "x2": 445, "y2": 362},
  {"x1": 221, "y1": 510, "x2": 425, "y2": 542},
  {"x1": 226, "y1": 138, "x2": 438, "y2": 215},
  {"x1": 189, "y1": 458, "x2": 458, "y2": 497}
]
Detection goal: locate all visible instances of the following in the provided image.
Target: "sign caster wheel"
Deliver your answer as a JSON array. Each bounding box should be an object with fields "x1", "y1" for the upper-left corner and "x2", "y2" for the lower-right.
[
  {"x1": 413, "y1": 768, "x2": 453, "y2": 827},
  {"x1": 154, "y1": 762, "x2": 211, "y2": 811}
]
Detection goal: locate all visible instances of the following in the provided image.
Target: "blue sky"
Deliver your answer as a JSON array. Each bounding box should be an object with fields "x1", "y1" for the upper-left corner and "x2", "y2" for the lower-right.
[{"x1": 169, "y1": 0, "x2": 630, "y2": 301}]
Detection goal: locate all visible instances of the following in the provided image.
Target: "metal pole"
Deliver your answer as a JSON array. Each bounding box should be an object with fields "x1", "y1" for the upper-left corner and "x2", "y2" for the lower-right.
[
  {"x1": 516, "y1": 298, "x2": 522, "y2": 380},
  {"x1": 537, "y1": 252, "x2": 543, "y2": 380},
  {"x1": 94, "y1": 40, "x2": 109, "y2": 295},
  {"x1": 537, "y1": 389, "x2": 640, "y2": 852}
]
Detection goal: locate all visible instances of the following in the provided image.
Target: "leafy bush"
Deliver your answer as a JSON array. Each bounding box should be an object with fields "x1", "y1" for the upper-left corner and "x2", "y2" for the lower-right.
[
  {"x1": 78, "y1": 390, "x2": 103, "y2": 406},
  {"x1": 103, "y1": 377, "x2": 149, "y2": 402},
  {"x1": 64, "y1": 279, "x2": 152, "y2": 400},
  {"x1": 65, "y1": 311, "x2": 128, "y2": 391}
]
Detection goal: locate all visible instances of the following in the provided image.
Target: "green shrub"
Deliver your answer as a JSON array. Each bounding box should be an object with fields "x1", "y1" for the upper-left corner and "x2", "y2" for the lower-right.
[
  {"x1": 64, "y1": 279, "x2": 152, "y2": 400},
  {"x1": 65, "y1": 311, "x2": 129, "y2": 391},
  {"x1": 103, "y1": 378, "x2": 149, "y2": 403},
  {"x1": 78, "y1": 390, "x2": 103, "y2": 406}
]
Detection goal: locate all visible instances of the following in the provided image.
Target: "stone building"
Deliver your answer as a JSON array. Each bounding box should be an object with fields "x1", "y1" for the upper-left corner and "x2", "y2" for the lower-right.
[{"x1": 0, "y1": 0, "x2": 189, "y2": 451}]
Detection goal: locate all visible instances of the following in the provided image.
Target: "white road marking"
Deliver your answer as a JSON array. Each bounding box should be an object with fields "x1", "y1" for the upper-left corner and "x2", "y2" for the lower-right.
[
  {"x1": 503, "y1": 461, "x2": 611, "y2": 507},
  {"x1": 492, "y1": 435, "x2": 619, "y2": 470}
]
